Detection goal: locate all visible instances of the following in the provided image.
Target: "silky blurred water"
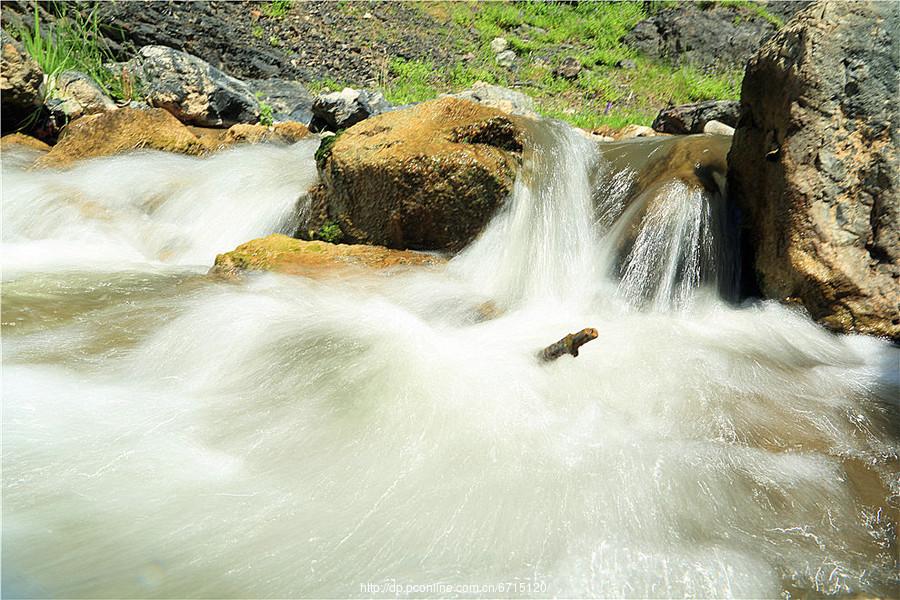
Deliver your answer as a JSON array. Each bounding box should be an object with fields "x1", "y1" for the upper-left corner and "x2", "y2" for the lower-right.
[{"x1": 2, "y1": 126, "x2": 897, "y2": 598}]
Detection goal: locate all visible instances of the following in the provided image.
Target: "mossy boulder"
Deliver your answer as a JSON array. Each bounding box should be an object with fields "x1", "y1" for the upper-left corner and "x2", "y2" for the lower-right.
[
  {"x1": 309, "y1": 97, "x2": 526, "y2": 251},
  {"x1": 210, "y1": 233, "x2": 444, "y2": 278}
]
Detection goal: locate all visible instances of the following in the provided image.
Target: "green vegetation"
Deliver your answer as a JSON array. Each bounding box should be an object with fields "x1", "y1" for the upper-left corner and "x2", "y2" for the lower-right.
[
  {"x1": 256, "y1": 93, "x2": 274, "y2": 126},
  {"x1": 307, "y1": 76, "x2": 347, "y2": 95},
  {"x1": 380, "y1": 1, "x2": 747, "y2": 129},
  {"x1": 314, "y1": 221, "x2": 343, "y2": 244},
  {"x1": 703, "y1": 0, "x2": 783, "y2": 26},
  {"x1": 16, "y1": 3, "x2": 141, "y2": 102},
  {"x1": 261, "y1": 0, "x2": 294, "y2": 19},
  {"x1": 252, "y1": 25, "x2": 264, "y2": 39}
]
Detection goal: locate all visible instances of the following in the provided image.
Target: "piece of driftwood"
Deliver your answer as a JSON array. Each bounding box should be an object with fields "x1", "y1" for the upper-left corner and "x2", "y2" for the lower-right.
[{"x1": 538, "y1": 328, "x2": 599, "y2": 362}]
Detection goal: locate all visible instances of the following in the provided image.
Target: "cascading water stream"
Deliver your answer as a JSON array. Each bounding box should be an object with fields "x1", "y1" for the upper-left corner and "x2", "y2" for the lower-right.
[{"x1": 2, "y1": 122, "x2": 898, "y2": 598}]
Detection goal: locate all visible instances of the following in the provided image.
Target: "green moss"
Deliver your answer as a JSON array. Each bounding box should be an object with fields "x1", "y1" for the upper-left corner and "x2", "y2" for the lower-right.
[
  {"x1": 315, "y1": 132, "x2": 340, "y2": 171},
  {"x1": 313, "y1": 221, "x2": 343, "y2": 244}
]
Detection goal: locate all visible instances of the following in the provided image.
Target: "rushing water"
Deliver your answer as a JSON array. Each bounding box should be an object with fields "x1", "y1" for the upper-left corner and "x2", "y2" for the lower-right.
[{"x1": 2, "y1": 124, "x2": 898, "y2": 599}]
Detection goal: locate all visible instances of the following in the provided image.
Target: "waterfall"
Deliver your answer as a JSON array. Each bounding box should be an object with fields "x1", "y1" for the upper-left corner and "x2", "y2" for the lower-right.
[{"x1": 2, "y1": 125, "x2": 897, "y2": 599}]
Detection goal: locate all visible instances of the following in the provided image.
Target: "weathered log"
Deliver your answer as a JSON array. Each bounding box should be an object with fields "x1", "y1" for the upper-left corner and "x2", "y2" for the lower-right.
[{"x1": 538, "y1": 328, "x2": 598, "y2": 362}]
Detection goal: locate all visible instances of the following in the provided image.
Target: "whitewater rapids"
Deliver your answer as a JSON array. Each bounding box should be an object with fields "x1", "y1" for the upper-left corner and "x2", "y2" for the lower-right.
[{"x1": 2, "y1": 127, "x2": 898, "y2": 598}]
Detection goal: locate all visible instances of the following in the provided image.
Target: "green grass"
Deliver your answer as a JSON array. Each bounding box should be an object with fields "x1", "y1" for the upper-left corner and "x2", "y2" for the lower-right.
[
  {"x1": 17, "y1": 3, "x2": 140, "y2": 102},
  {"x1": 256, "y1": 92, "x2": 274, "y2": 126},
  {"x1": 307, "y1": 76, "x2": 348, "y2": 95},
  {"x1": 261, "y1": 0, "x2": 293, "y2": 19},
  {"x1": 397, "y1": 1, "x2": 748, "y2": 129},
  {"x1": 702, "y1": 0, "x2": 783, "y2": 27}
]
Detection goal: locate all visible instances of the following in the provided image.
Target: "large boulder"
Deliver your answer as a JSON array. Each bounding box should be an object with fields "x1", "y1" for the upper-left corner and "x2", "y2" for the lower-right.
[
  {"x1": 1, "y1": 29, "x2": 43, "y2": 132},
  {"x1": 210, "y1": 234, "x2": 444, "y2": 278},
  {"x1": 122, "y1": 45, "x2": 260, "y2": 127},
  {"x1": 309, "y1": 97, "x2": 525, "y2": 251},
  {"x1": 728, "y1": 2, "x2": 899, "y2": 340},
  {"x1": 652, "y1": 100, "x2": 740, "y2": 134}
]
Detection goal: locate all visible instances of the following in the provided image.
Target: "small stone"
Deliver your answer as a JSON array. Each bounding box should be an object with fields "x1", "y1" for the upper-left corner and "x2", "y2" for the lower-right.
[
  {"x1": 703, "y1": 120, "x2": 735, "y2": 136},
  {"x1": 490, "y1": 37, "x2": 509, "y2": 54},
  {"x1": 615, "y1": 59, "x2": 637, "y2": 70},
  {"x1": 495, "y1": 50, "x2": 516, "y2": 69},
  {"x1": 555, "y1": 56, "x2": 582, "y2": 80}
]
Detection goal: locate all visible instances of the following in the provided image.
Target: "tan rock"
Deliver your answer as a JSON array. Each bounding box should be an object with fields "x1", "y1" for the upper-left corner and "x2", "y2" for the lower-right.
[
  {"x1": 1, "y1": 132, "x2": 50, "y2": 153},
  {"x1": 310, "y1": 97, "x2": 525, "y2": 251},
  {"x1": 728, "y1": 1, "x2": 899, "y2": 340},
  {"x1": 223, "y1": 121, "x2": 310, "y2": 145},
  {"x1": 34, "y1": 109, "x2": 310, "y2": 169},
  {"x1": 36, "y1": 108, "x2": 211, "y2": 168},
  {"x1": 210, "y1": 233, "x2": 444, "y2": 278},
  {"x1": 616, "y1": 124, "x2": 658, "y2": 140}
]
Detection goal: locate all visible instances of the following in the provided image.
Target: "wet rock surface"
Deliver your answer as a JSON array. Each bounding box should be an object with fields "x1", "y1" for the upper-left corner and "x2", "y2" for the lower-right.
[
  {"x1": 35, "y1": 107, "x2": 212, "y2": 168},
  {"x1": 728, "y1": 1, "x2": 900, "y2": 340},
  {"x1": 211, "y1": 234, "x2": 444, "y2": 279},
  {"x1": 309, "y1": 97, "x2": 525, "y2": 252}
]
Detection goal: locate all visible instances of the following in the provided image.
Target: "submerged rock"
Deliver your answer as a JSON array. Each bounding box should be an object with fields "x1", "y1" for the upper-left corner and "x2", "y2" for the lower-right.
[
  {"x1": 1, "y1": 29, "x2": 43, "y2": 132},
  {"x1": 123, "y1": 45, "x2": 260, "y2": 127},
  {"x1": 728, "y1": 1, "x2": 900, "y2": 340},
  {"x1": 310, "y1": 97, "x2": 525, "y2": 251},
  {"x1": 652, "y1": 100, "x2": 740, "y2": 135},
  {"x1": 211, "y1": 234, "x2": 444, "y2": 278}
]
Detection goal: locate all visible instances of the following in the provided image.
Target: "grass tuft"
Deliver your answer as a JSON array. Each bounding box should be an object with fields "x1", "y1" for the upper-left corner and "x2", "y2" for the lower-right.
[{"x1": 17, "y1": 3, "x2": 140, "y2": 102}]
